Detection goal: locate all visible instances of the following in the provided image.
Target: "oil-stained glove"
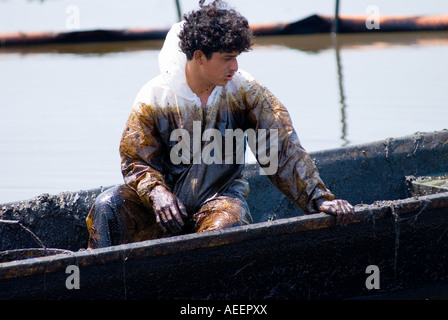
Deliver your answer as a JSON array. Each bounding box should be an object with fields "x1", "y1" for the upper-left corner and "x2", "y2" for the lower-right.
[
  {"x1": 149, "y1": 185, "x2": 188, "y2": 235},
  {"x1": 316, "y1": 198, "x2": 355, "y2": 227}
]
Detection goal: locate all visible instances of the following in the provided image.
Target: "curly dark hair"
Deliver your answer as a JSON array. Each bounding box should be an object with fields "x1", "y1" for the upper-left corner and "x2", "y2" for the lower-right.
[{"x1": 178, "y1": 0, "x2": 253, "y2": 60}]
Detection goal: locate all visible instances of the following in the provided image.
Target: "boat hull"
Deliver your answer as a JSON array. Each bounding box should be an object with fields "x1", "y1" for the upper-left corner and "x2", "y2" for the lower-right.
[{"x1": 1, "y1": 130, "x2": 448, "y2": 299}]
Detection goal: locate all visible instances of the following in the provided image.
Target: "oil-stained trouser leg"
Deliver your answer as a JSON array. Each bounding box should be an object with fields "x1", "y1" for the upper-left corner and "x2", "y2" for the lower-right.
[
  {"x1": 193, "y1": 196, "x2": 252, "y2": 233},
  {"x1": 86, "y1": 186, "x2": 253, "y2": 249},
  {"x1": 86, "y1": 184, "x2": 166, "y2": 249}
]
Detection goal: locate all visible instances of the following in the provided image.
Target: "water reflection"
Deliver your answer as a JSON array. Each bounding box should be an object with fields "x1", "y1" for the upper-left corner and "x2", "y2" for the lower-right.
[
  {"x1": 333, "y1": 34, "x2": 349, "y2": 146},
  {"x1": 255, "y1": 31, "x2": 448, "y2": 147},
  {"x1": 0, "y1": 39, "x2": 164, "y2": 56},
  {"x1": 3, "y1": 30, "x2": 448, "y2": 55},
  {"x1": 253, "y1": 30, "x2": 448, "y2": 52}
]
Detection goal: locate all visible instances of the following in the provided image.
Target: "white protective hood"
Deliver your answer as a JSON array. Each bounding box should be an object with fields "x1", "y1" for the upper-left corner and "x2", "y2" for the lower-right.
[{"x1": 157, "y1": 21, "x2": 195, "y2": 101}]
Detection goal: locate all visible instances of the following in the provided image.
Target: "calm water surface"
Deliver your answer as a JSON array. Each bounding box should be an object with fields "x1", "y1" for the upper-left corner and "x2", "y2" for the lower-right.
[{"x1": 1, "y1": 1, "x2": 448, "y2": 203}]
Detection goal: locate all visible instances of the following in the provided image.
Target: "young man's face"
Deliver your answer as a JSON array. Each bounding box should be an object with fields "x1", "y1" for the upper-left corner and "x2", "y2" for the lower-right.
[{"x1": 200, "y1": 51, "x2": 239, "y2": 87}]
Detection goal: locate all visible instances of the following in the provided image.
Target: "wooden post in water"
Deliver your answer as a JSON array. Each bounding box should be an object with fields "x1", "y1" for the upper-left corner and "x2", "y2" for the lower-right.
[
  {"x1": 175, "y1": 0, "x2": 182, "y2": 21},
  {"x1": 332, "y1": 0, "x2": 340, "y2": 33}
]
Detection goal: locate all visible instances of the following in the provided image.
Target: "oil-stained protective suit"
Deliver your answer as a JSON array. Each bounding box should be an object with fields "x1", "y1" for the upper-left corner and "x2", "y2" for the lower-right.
[{"x1": 86, "y1": 22, "x2": 334, "y2": 248}]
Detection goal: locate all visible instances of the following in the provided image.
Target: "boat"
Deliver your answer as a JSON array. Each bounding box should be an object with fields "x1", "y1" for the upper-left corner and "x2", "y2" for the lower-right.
[
  {"x1": 1, "y1": 14, "x2": 448, "y2": 47},
  {"x1": 1, "y1": 130, "x2": 448, "y2": 300}
]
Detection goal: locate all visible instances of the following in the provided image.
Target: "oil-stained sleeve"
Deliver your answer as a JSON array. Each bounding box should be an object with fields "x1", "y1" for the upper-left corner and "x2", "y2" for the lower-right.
[
  {"x1": 244, "y1": 82, "x2": 335, "y2": 213},
  {"x1": 119, "y1": 102, "x2": 168, "y2": 210}
]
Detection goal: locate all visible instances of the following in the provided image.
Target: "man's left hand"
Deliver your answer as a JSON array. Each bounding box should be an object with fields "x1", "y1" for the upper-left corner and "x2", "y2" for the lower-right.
[{"x1": 317, "y1": 199, "x2": 355, "y2": 226}]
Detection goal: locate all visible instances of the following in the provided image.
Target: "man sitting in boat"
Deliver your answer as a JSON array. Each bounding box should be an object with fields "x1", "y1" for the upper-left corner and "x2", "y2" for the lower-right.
[{"x1": 86, "y1": 0, "x2": 354, "y2": 248}]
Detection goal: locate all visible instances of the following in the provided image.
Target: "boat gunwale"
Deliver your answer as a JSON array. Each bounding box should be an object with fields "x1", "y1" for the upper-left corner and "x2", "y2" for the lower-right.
[{"x1": 1, "y1": 190, "x2": 448, "y2": 280}]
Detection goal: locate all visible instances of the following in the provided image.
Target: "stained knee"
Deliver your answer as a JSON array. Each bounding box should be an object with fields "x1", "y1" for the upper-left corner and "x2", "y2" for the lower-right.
[
  {"x1": 195, "y1": 211, "x2": 241, "y2": 233},
  {"x1": 94, "y1": 186, "x2": 123, "y2": 209},
  {"x1": 86, "y1": 186, "x2": 125, "y2": 248}
]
